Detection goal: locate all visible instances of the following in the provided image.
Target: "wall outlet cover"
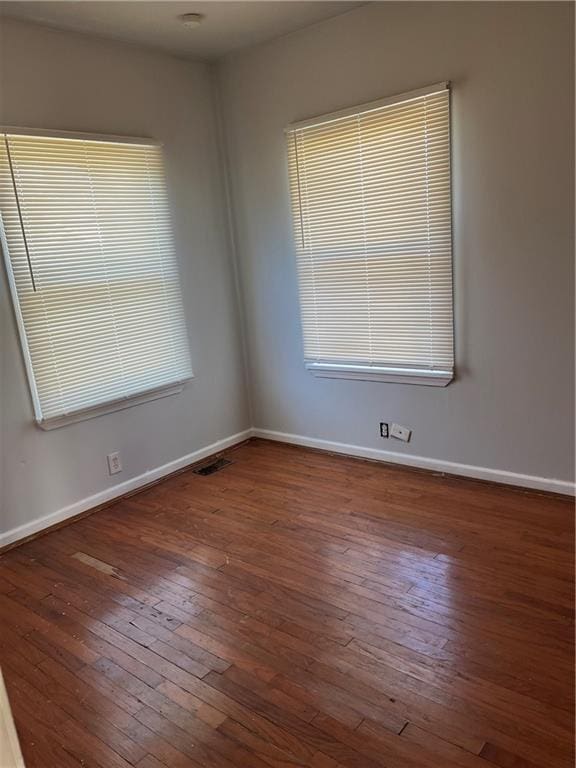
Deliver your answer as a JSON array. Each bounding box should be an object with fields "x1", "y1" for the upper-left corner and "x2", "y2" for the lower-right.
[
  {"x1": 390, "y1": 423, "x2": 411, "y2": 442},
  {"x1": 107, "y1": 452, "x2": 122, "y2": 475},
  {"x1": 379, "y1": 422, "x2": 389, "y2": 438}
]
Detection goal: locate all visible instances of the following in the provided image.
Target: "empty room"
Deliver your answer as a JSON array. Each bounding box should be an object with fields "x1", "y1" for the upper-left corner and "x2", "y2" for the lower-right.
[{"x1": 0, "y1": 1, "x2": 574, "y2": 766}]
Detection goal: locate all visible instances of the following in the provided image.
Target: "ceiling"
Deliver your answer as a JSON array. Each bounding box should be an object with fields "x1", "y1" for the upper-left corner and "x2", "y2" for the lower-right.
[{"x1": 0, "y1": 1, "x2": 364, "y2": 60}]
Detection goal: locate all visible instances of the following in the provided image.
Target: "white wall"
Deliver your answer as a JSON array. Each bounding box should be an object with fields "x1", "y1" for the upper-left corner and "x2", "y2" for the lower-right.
[
  {"x1": 0, "y1": 19, "x2": 251, "y2": 538},
  {"x1": 218, "y1": 1, "x2": 574, "y2": 485},
  {"x1": 0, "y1": 4, "x2": 573, "y2": 544}
]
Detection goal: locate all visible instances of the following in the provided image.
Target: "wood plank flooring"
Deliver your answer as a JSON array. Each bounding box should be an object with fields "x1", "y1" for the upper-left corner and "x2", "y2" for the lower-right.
[{"x1": 0, "y1": 438, "x2": 573, "y2": 768}]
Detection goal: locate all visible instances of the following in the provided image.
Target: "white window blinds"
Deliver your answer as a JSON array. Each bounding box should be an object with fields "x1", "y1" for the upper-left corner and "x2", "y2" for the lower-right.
[
  {"x1": 0, "y1": 131, "x2": 193, "y2": 427},
  {"x1": 286, "y1": 82, "x2": 454, "y2": 385}
]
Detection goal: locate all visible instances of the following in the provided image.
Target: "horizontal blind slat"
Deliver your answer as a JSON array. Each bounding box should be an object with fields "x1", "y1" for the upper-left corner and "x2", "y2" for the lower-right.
[
  {"x1": 0, "y1": 132, "x2": 193, "y2": 421},
  {"x1": 287, "y1": 86, "x2": 453, "y2": 373}
]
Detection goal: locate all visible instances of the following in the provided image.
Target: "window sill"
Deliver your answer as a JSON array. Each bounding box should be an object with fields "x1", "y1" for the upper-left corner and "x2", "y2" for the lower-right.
[
  {"x1": 36, "y1": 379, "x2": 191, "y2": 431},
  {"x1": 305, "y1": 363, "x2": 453, "y2": 387}
]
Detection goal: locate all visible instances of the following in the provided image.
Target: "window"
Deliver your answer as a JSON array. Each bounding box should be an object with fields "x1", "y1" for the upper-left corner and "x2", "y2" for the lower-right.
[
  {"x1": 286, "y1": 82, "x2": 453, "y2": 385},
  {"x1": 0, "y1": 131, "x2": 193, "y2": 429}
]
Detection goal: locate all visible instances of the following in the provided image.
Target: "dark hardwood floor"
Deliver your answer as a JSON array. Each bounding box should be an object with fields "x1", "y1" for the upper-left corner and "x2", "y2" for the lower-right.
[{"x1": 0, "y1": 438, "x2": 573, "y2": 768}]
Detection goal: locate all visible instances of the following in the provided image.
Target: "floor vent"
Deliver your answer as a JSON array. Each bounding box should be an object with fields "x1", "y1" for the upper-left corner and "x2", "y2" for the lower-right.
[{"x1": 193, "y1": 457, "x2": 233, "y2": 476}]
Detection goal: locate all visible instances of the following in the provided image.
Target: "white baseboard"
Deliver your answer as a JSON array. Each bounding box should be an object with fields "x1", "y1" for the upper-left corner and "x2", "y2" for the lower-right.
[
  {"x1": 2, "y1": 425, "x2": 572, "y2": 550},
  {"x1": 0, "y1": 429, "x2": 252, "y2": 549},
  {"x1": 252, "y1": 428, "x2": 575, "y2": 496}
]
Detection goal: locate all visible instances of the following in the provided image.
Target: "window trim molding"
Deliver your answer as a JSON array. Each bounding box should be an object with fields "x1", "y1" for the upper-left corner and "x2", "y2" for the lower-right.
[
  {"x1": 285, "y1": 81, "x2": 449, "y2": 133},
  {"x1": 0, "y1": 125, "x2": 161, "y2": 147},
  {"x1": 286, "y1": 82, "x2": 454, "y2": 384},
  {"x1": 1, "y1": 126, "x2": 195, "y2": 428},
  {"x1": 0, "y1": 209, "x2": 43, "y2": 420},
  {"x1": 305, "y1": 362, "x2": 453, "y2": 387},
  {"x1": 37, "y1": 381, "x2": 191, "y2": 431}
]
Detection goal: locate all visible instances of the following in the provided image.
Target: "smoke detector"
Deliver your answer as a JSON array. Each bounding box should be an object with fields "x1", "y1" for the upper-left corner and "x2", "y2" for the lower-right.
[{"x1": 179, "y1": 13, "x2": 204, "y2": 29}]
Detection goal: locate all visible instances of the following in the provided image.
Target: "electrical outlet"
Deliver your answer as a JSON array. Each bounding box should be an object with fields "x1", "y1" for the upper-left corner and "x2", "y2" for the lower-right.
[
  {"x1": 379, "y1": 422, "x2": 389, "y2": 438},
  {"x1": 107, "y1": 451, "x2": 122, "y2": 475},
  {"x1": 390, "y1": 423, "x2": 411, "y2": 442}
]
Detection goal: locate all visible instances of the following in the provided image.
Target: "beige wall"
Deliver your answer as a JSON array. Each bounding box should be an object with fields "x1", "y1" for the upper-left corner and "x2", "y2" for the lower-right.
[
  {"x1": 218, "y1": 1, "x2": 574, "y2": 484},
  {"x1": 0, "y1": 19, "x2": 251, "y2": 538}
]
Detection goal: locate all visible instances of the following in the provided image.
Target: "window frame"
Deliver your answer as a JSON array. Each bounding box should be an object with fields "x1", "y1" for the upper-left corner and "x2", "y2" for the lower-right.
[
  {"x1": 1, "y1": 125, "x2": 193, "y2": 430},
  {"x1": 285, "y1": 82, "x2": 455, "y2": 387}
]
